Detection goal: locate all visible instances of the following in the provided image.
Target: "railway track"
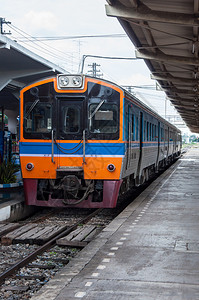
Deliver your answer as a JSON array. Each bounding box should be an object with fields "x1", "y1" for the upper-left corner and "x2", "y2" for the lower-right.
[
  {"x1": 0, "y1": 208, "x2": 103, "y2": 299},
  {"x1": 0, "y1": 208, "x2": 102, "y2": 284}
]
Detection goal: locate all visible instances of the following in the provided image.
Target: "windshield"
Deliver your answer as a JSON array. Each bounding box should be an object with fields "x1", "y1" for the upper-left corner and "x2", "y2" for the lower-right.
[
  {"x1": 58, "y1": 98, "x2": 83, "y2": 140},
  {"x1": 89, "y1": 100, "x2": 105, "y2": 121},
  {"x1": 61, "y1": 106, "x2": 80, "y2": 134},
  {"x1": 24, "y1": 101, "x2": 52, "y2": 134},
  {"x1": 89, "y1": 103, "x2": 118, "y2": 134}
]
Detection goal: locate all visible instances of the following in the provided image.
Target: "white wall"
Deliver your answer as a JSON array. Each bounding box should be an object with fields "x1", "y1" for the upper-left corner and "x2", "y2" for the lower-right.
[{"x1": 5, "y1": 109, "x2": 18, "y2": 134}]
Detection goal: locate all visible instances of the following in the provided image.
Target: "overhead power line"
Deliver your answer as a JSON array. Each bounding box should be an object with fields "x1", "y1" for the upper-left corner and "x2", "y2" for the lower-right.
[
  {"x1": 79, "y1": 54, "x2": 138, "y2": 73},
  {"x1": 122, "y1": 85, "x2": 156, "y2": 90},
  {"x1": 7, "y1": 23, "x2": 79, "y2": 69},
  {"x1": 6, "y1": 23, "x2": 127, "y2": 73},
  {"x1": 15, "y1": 33, "x2": 127, "y2": 42}
]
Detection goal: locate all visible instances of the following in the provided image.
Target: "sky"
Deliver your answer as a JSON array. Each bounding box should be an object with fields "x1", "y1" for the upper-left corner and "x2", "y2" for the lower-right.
[
  {"x1": 0, "y1": 0, "x2": 190, "y2": 133},
  {"x1": 1, "y1": 0, "x2": 151, "y2": 84}
]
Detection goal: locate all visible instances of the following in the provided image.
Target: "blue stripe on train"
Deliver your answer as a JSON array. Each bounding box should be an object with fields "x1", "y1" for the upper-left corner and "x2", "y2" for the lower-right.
[
  {"x1": 20, "y1": 141, "x2": 172, "y2": 156},
  {"x1": 19, "y1": 142, "x2": 126, "y2": 156}
]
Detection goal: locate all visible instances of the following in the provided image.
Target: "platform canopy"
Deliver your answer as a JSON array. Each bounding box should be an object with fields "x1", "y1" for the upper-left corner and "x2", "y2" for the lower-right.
[
  {"x1": 0, "y1": 34, "x2": 66, "y2": 111},
  {"x1": 106, "y1": 0, "x2": 199, "y2": 133}
]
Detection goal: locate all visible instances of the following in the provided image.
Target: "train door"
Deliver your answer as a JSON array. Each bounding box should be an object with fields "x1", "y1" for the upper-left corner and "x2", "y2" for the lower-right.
[
  {"x1": 164, "y1": 126, "x2": 169, "y2": 160},
  {"x1": 136, "y1": 112, "x2": 143, "y2": 179},
  {"x1": 156, "y1": 121, "x2": 160, "y2": 168},
  {"x1": 125, "y1": 105, "x2": 131, "y2": 170},
  {"x1": 173, "y1": 131, "x2": 176, "y2": 154},
  {"x1": 167, "y1": 126, "x2": 169, "y2": 159},
  {"x1": 56, "y1": 98, "x2": 85, "y2": 167}
]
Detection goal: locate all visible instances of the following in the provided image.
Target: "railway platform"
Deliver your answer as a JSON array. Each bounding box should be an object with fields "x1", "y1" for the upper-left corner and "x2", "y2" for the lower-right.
[
  {"x1": 0, "y1": 172, "x2": 35, "y2": 221},
  {"x1": 0, "y1": 187, "x2": 35, "y2": 222},
  {"x1": 31, "y1": 147, "x2": 199, "y2": 300}
]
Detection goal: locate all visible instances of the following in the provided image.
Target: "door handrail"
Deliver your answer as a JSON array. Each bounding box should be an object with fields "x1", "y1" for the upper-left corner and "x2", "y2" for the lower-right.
[{"x1": 51, "y1": 129, "x2": 55, "y2": 163}]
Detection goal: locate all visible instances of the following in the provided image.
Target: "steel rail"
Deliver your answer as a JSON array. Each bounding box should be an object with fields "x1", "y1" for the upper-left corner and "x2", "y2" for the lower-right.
[{"x1": 0, "y1": 208, "x2": 102, "y2": 285}]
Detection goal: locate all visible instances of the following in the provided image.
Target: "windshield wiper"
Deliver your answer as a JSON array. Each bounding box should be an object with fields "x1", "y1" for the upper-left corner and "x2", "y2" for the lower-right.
[
  {"x1": 25, "y1": 99, "x2": 40, "y2": 118},
  {"x1": 89, "y1": 99, "x2": 105, "y2": 120}
]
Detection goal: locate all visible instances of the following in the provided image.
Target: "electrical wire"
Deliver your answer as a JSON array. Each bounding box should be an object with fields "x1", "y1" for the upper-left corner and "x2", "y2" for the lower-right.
[
  {"x1": 7, "y1": 23, "x2": 79, "y2": 68},
  {"x1": 122, "y1": 85, "x2": 156, "y2": 90},
  {"x1": 98, "y1": 66, "x2": 120, "y2": 83},
  {"x1": 15, "y1": 33, "x2": 127, "y2": 42},
  {"x1": 79, "y1": 54, "x2": 138, "y2": 73},
  {"x1": 8, "y1": 23, "x2": 76, "y2": 61}
]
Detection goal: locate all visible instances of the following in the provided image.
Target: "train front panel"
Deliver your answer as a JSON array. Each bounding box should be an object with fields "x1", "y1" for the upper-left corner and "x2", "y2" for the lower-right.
[{"x1": 19, "y1": 75, "x2": 124, "y2": 208}]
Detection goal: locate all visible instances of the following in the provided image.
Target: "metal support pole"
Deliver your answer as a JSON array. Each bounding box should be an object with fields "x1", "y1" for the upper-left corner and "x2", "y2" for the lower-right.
[{"x1": 83, "y1": 129, "x2": 86, "y2": 164}]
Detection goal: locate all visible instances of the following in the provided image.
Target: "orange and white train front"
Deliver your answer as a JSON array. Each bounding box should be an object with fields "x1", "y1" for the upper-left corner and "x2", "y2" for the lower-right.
[{"x1": 19, "y1": 74, "x2": 124, "y2": 208}]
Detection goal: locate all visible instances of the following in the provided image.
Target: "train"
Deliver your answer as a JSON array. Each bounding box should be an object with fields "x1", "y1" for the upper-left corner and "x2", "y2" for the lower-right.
[{"x1": 19, "y1": 74, "x2": 181, "y2": 208}]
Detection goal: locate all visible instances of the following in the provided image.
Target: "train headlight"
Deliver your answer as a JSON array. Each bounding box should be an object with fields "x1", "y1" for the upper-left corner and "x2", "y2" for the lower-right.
[
  {"x1": 26, "y1": 163, "x2": 34, "y2": 171},
  {"x1": 59, "y1": 76, "x2": 69, "y2": 87},
  {"x1": 107, "y1": 164, "x2": 116, "y2": 172},
  {"x1": 72, "y1": 76, "x2": 82, "y2": 87},
  {"x1": 57, "y1": 74, "x2": 84, "y2": 89}
]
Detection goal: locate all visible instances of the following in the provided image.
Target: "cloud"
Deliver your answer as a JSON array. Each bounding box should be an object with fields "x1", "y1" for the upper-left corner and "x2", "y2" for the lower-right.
[
  {"x1": 23, "y1": 10, "x2": 57, "y2": 34},
  {"x1": 120, "y1": 73, "x2": 153, "y2": 86}
]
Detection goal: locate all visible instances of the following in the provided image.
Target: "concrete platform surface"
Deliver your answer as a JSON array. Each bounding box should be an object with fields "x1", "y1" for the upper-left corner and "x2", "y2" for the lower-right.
[
  {"x1": 31, "y1": 147, "x2": 199, "y2": 300},
  {"x1": 0, "y1": 187, "x2": 34, "y2": 221}
]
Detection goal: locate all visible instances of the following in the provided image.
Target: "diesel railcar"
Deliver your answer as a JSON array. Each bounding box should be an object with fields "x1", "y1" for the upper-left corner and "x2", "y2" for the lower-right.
[{"x1": 19, "y1": 74, "x2": 181, "y2": 208}]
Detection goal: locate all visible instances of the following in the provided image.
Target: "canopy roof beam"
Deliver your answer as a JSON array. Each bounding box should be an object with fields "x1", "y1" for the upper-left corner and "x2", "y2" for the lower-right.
[
  {"x1": 105, "y1": 3, "x2": 199, "y2": 26},
  {"x1": 136, "y1": 49, "x2": 199, "y2": 66},
  {"x1": 151, "y1": 74, "x2": 199, "y2": 84}
]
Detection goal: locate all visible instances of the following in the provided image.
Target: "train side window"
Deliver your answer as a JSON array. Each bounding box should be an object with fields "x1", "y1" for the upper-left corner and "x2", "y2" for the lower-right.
[
  {"x1": 132, "y1": 114, "x2": 135, "y2": 141},
  {"x1": 165, "y1": 129, "x2": 168, "y2": 141},
  {"x1": 170, "y1": 131, "x2": 173, "y2": 141},
  {"x1": 136, "y1": 117, "x2": 139, "y2": 140},
  {"x1": 144, "y1": 121, "x2": 146, "y2": 141},
  {"x1": 152, "y1": 124, "x2": 154, "y2": 141},
  {"x1": 150, "y1": 123, "x2": 152, "y2": 141},
  {"x1": 161, "y1": 127, "x2": 164, "y2": 140},
  {"x1": 147, "y1": 122, "x2": 149, "y2": 141},
  {"x1": 149, "y1": 123, "x2": 151, "y2": 141}
]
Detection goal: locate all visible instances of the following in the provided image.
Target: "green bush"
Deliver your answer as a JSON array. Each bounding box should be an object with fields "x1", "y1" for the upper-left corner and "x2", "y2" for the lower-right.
[{"x1": 0, "y1": 160, "x2": 20, "y2": 184}]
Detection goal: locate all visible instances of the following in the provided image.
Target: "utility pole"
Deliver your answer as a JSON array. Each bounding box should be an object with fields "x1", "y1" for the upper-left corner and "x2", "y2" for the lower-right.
[
  {"x1": 123, "y1": 86, "x2": 134, "y2": 94},
  {"x1": 122, "y1": 86, "x2": 136, "y2": 95},
  {"x1": 0, "y1": 18, "x2": 11, "y2": 35},
  {"x1": 87, "y1": 62, "x2": 103, "y2": 78}
]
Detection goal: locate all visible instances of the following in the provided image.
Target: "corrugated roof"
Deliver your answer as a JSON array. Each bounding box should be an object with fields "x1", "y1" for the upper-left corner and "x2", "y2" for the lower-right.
[{"x1": 106, "y1": 0, "x2": 199, "y2": 133}]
